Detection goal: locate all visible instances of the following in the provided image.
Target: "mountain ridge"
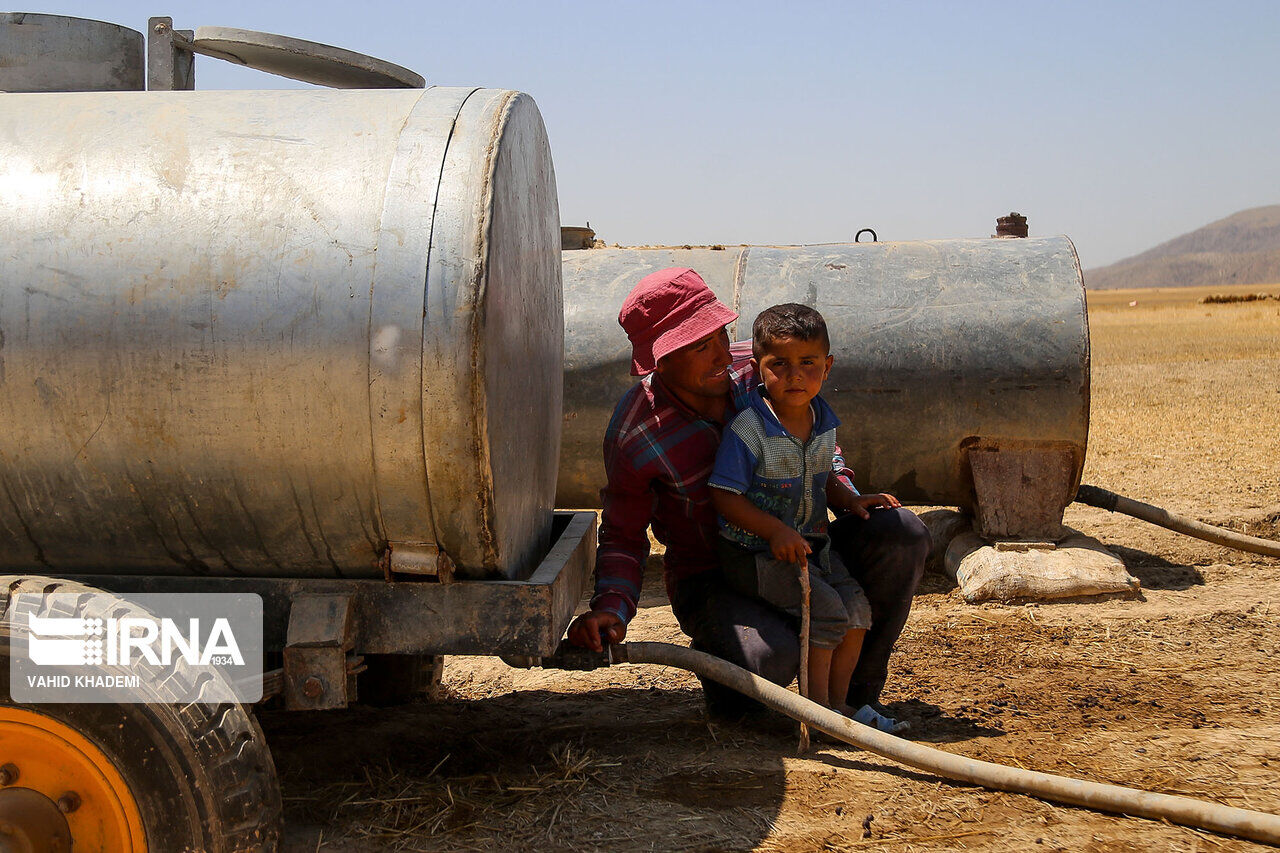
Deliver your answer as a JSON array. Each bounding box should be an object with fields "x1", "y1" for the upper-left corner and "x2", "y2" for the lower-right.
[{"x1": 1085, "y1": 205, "x2": 1280, "y2": 289}]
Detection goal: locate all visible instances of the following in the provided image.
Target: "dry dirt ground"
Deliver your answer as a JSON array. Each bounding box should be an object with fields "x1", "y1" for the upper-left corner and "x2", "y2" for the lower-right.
[{"x1": 267, "y1": 283, "x2": 1280, "y2": 852}]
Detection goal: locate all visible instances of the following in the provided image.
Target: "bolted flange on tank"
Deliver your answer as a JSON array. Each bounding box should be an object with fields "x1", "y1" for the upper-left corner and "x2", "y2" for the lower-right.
[{"x1": 0, "y1": 87, "x2": 562, "y2": 580}]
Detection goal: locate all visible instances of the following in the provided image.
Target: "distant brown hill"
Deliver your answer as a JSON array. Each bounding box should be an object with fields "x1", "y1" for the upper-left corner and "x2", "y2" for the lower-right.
[{"x1": 1085, "y1": 205, "x2": 1280, "y2": 289}]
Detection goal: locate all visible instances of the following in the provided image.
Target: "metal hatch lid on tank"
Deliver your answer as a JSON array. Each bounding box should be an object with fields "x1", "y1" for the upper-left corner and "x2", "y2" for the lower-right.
[{"x1": 0, "y1": 11, "x2": 424, "y2": 92}]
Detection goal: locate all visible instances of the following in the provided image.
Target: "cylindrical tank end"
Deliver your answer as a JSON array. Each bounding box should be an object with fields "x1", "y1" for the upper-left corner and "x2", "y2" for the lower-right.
[{"x1": 0, "y1": 14, "x2": 144, "y2": 92}]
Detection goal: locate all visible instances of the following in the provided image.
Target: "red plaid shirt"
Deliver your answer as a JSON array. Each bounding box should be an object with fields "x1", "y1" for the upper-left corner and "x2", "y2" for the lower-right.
[{"x1": 591, "y1": 346, "x2": 853, "y2": 623}]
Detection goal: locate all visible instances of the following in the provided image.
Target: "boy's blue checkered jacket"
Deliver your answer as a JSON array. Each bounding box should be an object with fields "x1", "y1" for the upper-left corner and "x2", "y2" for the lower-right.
[{"x1": 708, "y1": 387, "x2": 841, "y2": 562}]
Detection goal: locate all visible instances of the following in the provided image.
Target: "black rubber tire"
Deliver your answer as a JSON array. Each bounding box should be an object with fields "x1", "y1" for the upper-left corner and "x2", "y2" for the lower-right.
[
  {"x1": 0, "y1": 576, "x2": 282, "y2": 852},
  {"x1": 358, "y1": 653, "x2": 444, "y2": 706}
]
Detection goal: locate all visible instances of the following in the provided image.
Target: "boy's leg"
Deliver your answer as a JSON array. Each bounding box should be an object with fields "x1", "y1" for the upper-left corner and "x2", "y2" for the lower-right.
[
  {"x1": 828, "y1": 627, "x2": 866, "y2": 710},
  {"x1": 670, "y1": 571, "x2": 800, "y2": 720},
  {"x1": 802, "y1": 571, "x2": 853, "y2": 708},
  {"x1": 807, "y1": 645, "x2": 834, "y2": 707},
  {"x1": 823, "y1": 550, "x2": 871, "y2": 710},
  {"x1": 828, "y1": 507, "x2": 929, "y2": 708}
]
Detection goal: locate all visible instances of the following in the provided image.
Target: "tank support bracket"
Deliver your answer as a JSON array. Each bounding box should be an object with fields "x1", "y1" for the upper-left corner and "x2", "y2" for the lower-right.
[
  {"x1": 146, "y1": 17, "x2": 195, "y2": 91},
  {"x1": 966, "y1": 442, "x2": 1082, "y2": 541},
  {"x1": 283, "y1": 593, "x2": 358, "y2": 710},
  {"x1": 384, "y1": 541, "x2": 454, "y2": 582}
]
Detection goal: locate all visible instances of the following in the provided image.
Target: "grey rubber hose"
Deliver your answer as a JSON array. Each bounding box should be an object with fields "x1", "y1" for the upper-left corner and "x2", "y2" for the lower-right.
[
  {"x1": 1076, "y1": 485, "x2": 1280, "y2": 558},
  {"x1": 614, "y1": 641, "x2": 1280, "y2": 845}
]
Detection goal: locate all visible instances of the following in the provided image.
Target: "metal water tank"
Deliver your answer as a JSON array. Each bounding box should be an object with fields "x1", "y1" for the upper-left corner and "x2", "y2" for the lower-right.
[
  {"x1": 0, "y1": 87, "x2": 562, "y2": 580},
  {"x1": 559, "y1": 238, "x2": 1089, "y2": 516},
  {"x1": 0, "y1": 13, "x2": 143, "y2": 92}
]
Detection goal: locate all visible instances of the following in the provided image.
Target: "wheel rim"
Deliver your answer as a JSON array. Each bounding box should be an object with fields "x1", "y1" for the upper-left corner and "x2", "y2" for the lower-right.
[{"x1": 0, "y1": 707, "x2": 147, "y2": 852}]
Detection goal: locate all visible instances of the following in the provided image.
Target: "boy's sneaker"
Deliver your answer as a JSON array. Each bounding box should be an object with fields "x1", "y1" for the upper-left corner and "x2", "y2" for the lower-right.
[{"x1": 851, "y1": 703, "x2": 911, "y2": 734}]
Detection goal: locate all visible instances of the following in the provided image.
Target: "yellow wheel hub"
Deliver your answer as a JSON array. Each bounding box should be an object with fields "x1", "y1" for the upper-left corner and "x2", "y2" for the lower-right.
[{"x1": 0, "y1": 707, "x2": 146, "y2": 852}]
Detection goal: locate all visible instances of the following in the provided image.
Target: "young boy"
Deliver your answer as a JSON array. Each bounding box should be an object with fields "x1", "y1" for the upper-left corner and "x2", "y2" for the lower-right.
[{"x1": 709, "y1": 303, "x2": 908, "y2": 733}]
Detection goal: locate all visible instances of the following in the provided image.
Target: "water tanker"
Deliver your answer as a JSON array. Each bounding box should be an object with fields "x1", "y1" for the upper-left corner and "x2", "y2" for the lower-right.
[
  {"x1": 0, "y1": 13, "x2": 1092, "y2": 852},
  {"x1": 0, "y1": 85, "x2": 561, "y2": 582},
  {"x1": 0, "y1": 16, "x2": 595, "y2": 851},
  {"x1": 561, "y1": 239, "x2": 1090, "y2": 540}
]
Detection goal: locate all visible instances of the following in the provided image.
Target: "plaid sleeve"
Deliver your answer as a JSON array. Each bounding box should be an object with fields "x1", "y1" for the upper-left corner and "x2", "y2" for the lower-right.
[
  {"x1": 832, "y1": 442, "x2": 860, "y2": 498},
  {"x1": 591, "y1": 440, "x2": 651, "y2": 625}
]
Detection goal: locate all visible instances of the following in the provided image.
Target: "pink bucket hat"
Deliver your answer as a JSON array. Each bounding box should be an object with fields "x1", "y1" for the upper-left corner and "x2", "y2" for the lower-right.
[{"x1": 618, "y1": 268, "x2": 738, "y2": 376}]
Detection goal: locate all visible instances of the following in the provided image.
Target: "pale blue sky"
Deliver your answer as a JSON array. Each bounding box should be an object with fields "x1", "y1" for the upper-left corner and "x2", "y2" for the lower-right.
[{"x1": 22, "y1": 1, "x2": 1280, "y2": 268}]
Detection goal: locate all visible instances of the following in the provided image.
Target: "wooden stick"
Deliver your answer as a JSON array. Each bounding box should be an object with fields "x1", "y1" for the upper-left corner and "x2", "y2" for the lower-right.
[{"x1": 797, "y1": 557, "x2": 811, "y2": 754}]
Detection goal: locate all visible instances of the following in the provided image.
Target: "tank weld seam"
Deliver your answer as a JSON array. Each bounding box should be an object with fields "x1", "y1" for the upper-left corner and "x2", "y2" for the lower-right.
[
  {"x1": 409, "y1": 88, "x2": 482, "y2": 565},
  {"x1": 467, "y1": 90, "x2": 519, "y2": 570},
  {"x1": 365, "y1": 87, "x2": 436, "y2": 546}
]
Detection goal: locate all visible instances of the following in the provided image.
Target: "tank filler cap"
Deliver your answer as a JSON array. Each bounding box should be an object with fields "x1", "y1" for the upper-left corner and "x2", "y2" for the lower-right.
[
  {"x1": 995, "y1": 212, "x2": 1029, "y2": 238},
  {"x1": 189, "y1": 26, "x2": 424, "y2": 88}
]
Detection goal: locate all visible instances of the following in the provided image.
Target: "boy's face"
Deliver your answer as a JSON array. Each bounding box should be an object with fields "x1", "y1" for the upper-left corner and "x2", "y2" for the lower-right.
[{"x1": 756, "y1": 336, "x2": 833, "y2": 411}]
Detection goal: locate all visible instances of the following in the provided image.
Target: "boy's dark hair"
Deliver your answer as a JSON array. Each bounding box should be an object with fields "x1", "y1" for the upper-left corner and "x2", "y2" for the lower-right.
[{"x1": 751, "y1": 303, "x2": 830, "y2": 359}]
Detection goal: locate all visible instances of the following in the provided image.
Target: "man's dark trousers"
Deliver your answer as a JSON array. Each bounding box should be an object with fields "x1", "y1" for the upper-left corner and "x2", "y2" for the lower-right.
[{"x1": 670, "y1": 506, "x2": 929, "y2": 718}]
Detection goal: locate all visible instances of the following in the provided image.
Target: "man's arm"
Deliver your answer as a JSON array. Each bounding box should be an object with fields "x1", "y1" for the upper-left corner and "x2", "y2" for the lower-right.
[
  {"x1": 826, "y1": 475, "x2": 902, "y2": 518},
  {"x1": 586, "y1": 484, "x2": 649, "y2": 613},
  {"x1": 831, "y1": 443, "x2": 859, "y2": 498},
  {"x1": 566, "y1": 609, "x2": 626, "y2": 651},
  {"x1": 566, "y1": 438, "x2": 652, "y2": 651}
]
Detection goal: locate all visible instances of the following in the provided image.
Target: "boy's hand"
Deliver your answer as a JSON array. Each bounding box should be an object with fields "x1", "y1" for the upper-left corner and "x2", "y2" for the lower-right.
[
  {"x1": 769, "y1": 527, "x2": 812, "y2": 565},
  {"x1": 848, "y1": 492, "x2": 902, "y2": 519}
]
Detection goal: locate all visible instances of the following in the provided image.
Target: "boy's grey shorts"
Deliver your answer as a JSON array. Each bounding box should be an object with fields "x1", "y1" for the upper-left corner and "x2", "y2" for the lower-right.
[{"x1": 716, "y1": 536, "x2": 873, "y2": 648}]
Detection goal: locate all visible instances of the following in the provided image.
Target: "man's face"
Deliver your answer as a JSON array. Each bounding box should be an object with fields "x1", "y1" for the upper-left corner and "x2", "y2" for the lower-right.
[{"x1": 655, "y1": 327, "x2": 732, "y2": 400}]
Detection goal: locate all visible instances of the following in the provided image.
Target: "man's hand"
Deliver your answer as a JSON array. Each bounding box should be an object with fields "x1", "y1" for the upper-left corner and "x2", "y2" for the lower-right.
[
  {"x1": 848, "y1": 492, "x2": 902, "y2": 519},
  {"x1": 769, "y1": 526, "x2": 812, "y2": 565},
  {"x1": 566, "y1": 610, "x2": 627, "y2": 652}
]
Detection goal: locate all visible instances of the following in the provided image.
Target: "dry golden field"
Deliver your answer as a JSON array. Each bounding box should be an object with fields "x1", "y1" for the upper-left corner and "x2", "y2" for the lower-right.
[{"x1": 270, "y1": 284, "x2": 1280, "y2": 852}]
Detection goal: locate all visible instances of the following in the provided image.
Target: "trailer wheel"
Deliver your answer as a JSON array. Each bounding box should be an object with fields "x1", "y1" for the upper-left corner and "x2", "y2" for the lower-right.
[
  {"x1": 358, "y1": 654, "x2": 444, "y2": 706},
  {"x1": 0, "y1": 576, "x2": 282, "y2": 852}
]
